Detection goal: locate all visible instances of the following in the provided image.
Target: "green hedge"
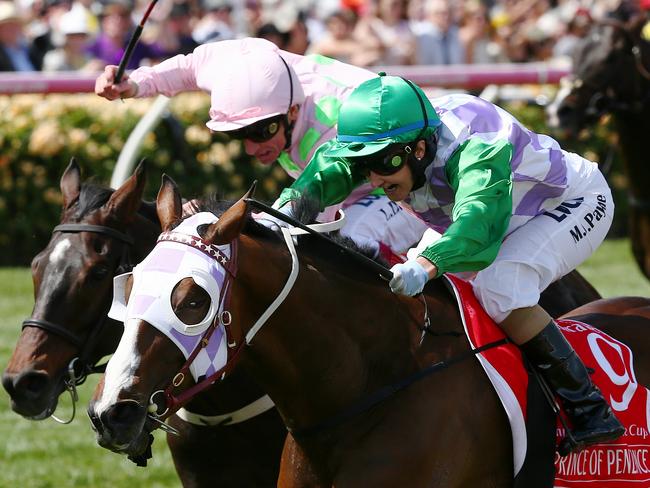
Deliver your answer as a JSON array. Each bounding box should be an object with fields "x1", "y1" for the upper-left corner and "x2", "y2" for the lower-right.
[
  {"x1": 0, "y1": 93, "x2": 291, "y2": 265},
  {"x1": 0, "y1": 93, "x2": 627, "y2": 265}
]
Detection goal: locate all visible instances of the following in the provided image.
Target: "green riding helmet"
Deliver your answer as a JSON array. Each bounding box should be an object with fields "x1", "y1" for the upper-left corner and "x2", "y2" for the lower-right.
[{"x1": 325, "y1": 73, "x2": 441, "y2": 159}]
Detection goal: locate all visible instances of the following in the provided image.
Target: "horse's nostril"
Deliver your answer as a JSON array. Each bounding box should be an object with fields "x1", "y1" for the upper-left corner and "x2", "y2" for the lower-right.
[
  {"x1": 1, "y1": 372, "x2": 16, "y2": 396},
  {"x1": 101, "y1": 401, "x2": 145, "y2": 429},
  {"x1": 11, "y1": 371, "x2": 50, "y2": 400}
]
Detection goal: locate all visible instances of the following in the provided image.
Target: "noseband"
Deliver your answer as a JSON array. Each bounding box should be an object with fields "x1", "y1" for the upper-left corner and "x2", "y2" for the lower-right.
[{"x1": 21, "y1": 223, "x2": 135, "y2": 423}]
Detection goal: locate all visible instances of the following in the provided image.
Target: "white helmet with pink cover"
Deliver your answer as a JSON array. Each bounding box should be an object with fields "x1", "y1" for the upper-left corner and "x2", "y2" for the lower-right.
[{"x1": 205, "y1": 38, "x2": 305, "y2": 132}]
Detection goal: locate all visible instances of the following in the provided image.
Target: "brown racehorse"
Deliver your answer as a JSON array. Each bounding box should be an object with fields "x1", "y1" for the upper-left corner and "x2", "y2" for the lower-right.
[
  {"x1": 548, "y1": 5, "x2": 650, "y2": 279},
  {"x1": 1, "y1": 160, "x2": 285, "y2": 487},
  {"x1": 87, "y1": 178, "x2": 650, "y2": 487}
]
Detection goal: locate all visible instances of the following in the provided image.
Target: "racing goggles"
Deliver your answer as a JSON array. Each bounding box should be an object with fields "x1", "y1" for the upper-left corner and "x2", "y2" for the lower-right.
[
  {"x1": 223, "y1": 114, "x2": 284, "y2": 142},
  {"x1": 355, "y1": 144, "x2": 413, "y2": 176}
]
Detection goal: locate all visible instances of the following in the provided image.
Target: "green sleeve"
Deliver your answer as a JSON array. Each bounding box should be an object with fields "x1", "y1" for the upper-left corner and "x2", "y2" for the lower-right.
[
  {"x1": 276, "y1": 140, "x2": 367, "y2": 211},
  {"x1": 419, "y1": 138, "x2": 513, "y2": 276}
]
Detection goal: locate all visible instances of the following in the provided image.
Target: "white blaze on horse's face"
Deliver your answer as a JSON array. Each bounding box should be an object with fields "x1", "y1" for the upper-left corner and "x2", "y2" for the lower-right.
[
  {"x1": 49, "y1": 238, "x2": 72, "y2": 265},
  {"x1": 101, "y1": 213, "x2": 230, "y2": 407},
  {"x1": 94, "y1": 318, "x2": 142, "y2": 413}
]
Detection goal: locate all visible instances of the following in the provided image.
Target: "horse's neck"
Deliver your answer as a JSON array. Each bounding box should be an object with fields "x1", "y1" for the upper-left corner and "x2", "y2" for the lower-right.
[
  {"x1": 614, "y1": 110, "x2": 650, "y2": 198},
  {"x1": 128, "y1": 211, "x2": 161, "y2": 261},
  {"x1": 236, "y1": 239, "x2": 462, "y2": 433}
]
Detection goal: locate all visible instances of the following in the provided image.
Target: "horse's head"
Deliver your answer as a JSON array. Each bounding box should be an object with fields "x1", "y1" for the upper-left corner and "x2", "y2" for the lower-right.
[
  {"x1": 548, "y1": 10, "x2": 650, "y2": 136},
  {"x1": 88, "y1": 175, "x2": 258, "y2": 457},
  {"x1": 2, "y1": 158, "x2": 159, "y2": 421}
]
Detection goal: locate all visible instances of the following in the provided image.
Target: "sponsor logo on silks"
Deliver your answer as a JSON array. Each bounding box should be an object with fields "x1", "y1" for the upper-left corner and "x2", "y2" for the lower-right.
[
  {"x1": 569, "y1": 194, "x2": 608, "y2": 244},
  {"x1": 543, "y1": 197, "x2": 585, "y2": 223}
]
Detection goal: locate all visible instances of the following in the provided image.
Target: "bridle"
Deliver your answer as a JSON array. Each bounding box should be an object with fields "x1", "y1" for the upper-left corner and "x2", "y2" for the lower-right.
[
  {"x1": 21, "y1": 223, "x2": 135, "y2": 423},
  {"x1": 145, "y1": 216, "x2": 347, "y2": 424}
]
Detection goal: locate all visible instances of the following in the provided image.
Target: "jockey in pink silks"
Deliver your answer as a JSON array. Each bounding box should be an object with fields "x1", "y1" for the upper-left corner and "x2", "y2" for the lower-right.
[{"x1": 95, "y1": 37, "x2": 428, "y2": 261}]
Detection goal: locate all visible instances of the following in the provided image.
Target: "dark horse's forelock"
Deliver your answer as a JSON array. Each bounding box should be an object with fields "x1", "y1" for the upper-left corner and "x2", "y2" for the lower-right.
[
  {"x1": 74, "y1": 182, "x2": 158, "y2": 223},
  {"x1": 76, "y1": 183, "x2": 114, "y2": 218}
]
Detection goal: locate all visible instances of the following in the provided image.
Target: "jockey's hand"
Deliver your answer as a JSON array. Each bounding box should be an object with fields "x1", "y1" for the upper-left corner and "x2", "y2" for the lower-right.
[
  {"x1": 253, "y1": 204, "x2": 294, "y2": 232},
  {"x1": 95, "y1": 65, "x2": 138, "y2": 100},
  {"x1": 389, "y1": 259, "x2": 430, "y2": 296}
]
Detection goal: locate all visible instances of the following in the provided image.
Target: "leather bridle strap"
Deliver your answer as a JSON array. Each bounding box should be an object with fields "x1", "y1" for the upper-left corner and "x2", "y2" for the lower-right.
[
  {"x1": 23, "y1": 223, "x2": 134, "y2": 357},
  {"x1": 53, "y1": 224, "x2": 134, "y2": 245},
  {"x1": 22, "y1": 317, "x2": 84, "y2": 349}
]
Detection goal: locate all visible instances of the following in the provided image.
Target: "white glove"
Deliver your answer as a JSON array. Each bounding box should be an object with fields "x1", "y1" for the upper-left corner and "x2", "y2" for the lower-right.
[
  {"x1": 253, "y1": 204, "x2": 294, "y2": 232},
  {"x1": 389, "y1": 260, "x2": 429, "y2": 296}
]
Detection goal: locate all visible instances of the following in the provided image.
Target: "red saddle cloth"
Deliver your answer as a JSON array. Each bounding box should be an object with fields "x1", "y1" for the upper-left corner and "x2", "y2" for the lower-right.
[{"x1": 444, "y1": 274, "x2": 650, "y2": 487}]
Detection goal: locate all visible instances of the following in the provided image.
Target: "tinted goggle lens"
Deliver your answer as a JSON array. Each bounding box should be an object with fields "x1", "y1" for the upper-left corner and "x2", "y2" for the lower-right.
[
  {"x1": 357, "y1": 145, "x2": 412, "y2": 176},
  {"x1": 223, "y1": 116, "x2": 283, "y2": 142}
]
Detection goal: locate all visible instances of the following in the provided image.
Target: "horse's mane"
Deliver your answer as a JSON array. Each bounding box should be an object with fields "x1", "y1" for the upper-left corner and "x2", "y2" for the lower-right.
[
  {"x1": 75, "y1": 181, "x2": 158, "y2": 224},
  {"x1": 191, "y1": 193, "x2": 388, "y2": 273}
]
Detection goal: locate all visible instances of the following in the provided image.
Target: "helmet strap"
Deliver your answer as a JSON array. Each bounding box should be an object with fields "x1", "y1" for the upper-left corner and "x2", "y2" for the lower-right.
[{"x1": 278, "y1": 55, "x2": 295, "y2": 150}]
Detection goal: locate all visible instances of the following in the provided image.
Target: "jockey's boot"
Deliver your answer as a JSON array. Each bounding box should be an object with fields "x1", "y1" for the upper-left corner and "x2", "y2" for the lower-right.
[{"x1": 520, "y1": 321, "x2": 625, "y2": 456}]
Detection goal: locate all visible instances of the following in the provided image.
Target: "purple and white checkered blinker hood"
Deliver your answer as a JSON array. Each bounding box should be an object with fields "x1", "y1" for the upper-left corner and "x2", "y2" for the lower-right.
[{"x1": 108, "y1": 212, "x2": 231, "y2": 381}]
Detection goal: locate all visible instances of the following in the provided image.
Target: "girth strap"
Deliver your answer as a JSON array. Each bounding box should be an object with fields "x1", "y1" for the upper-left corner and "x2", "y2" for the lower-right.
[{"x1": 175, "y1": 394, "x2": 275, "y2": 427}]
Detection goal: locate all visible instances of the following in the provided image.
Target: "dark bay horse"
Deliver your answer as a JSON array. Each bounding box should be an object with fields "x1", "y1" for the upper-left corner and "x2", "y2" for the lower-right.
[
  {"x1": 548, "y1": 7, "x2": 650, "y2": 278},
  {"x1": 88, "y1": 177, "x2": 650, "y2": 487},
  {"x1": 1, "y1": 160, "x2": 286, "y2": 487}
]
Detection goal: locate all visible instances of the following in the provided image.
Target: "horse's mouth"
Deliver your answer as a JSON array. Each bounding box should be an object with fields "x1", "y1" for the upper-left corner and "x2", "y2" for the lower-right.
[
  {"x1": 9, "y1": 392, "x2": 58, "y2": 420},
  {"x1": 18, "y1": 402, "x2": 56, "y2": 421}
]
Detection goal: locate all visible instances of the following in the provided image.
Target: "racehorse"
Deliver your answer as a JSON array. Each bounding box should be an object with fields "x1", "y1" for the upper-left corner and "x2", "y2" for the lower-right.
[
  {"x1": 1, "y1": 160, "x2": 286, "y2": 487},
  {"x1": 547, "y1": 6, "x2": 650, "y2": 279},
  {"x1": 88, "y1": 177, "x2": 650, "y2": 487}
]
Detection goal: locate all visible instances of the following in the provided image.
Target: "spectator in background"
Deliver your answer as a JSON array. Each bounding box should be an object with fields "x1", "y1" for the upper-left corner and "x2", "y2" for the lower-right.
[
  {"x1": 87, "y1": 0, "x2": 164, "y2": 69},
  {"x1": 309, "y1": 8, "x2": 382, "y2": 66},
  {"x1": 192, "y1": 0, "x2": 234, "y2": 44},
  {"x1": 355, "y1": 0, "x2": 416, "y2": 65},
  {"x1": 459, "y1": 0, "x2": 505, "y2": 63},
  {"x1": 158, "y1": 1, "x2": 198, "y2": 56},
  {"x1": 552, "y1": 7, "x2": 591, "y2": 62},
  {"x1": 29, "y1": 0, "x2": 72, "y2": 68},
  {"x1": 241, "y1": 0, "x2": 263, "y2": 37},
  {"x1": 415, "y1": 0, "x2": 464, "y2": 65},
  {"x1": 0, "y1": 1, "x2": 41, "y2": 70},
  {"x1": 259, "y1": 2, "x2": 309, "y2": 55},
  {"x1": 43, "y1": 3, "x2": 97, "y2": 70}
]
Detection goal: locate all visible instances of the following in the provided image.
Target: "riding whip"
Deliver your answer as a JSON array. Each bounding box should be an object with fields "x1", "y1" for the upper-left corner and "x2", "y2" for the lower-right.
[{"x1": 114, "y1": 0, "x2": 160, "y2": 84}]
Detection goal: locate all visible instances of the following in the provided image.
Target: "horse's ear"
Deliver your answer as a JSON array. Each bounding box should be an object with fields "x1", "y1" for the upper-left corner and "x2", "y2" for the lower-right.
[
  {"x1": 104, "y1": 160, "x2": 147, "y2": 223},
  {"x1": 60, "y1": 157, "x2": 81, "y2": 209},
  {"x1": 203, "y1": 181, "x2": 257, "y2": 245},
  {"x1": 157, "y1": 174, "x2": 182, "y2": 232}
]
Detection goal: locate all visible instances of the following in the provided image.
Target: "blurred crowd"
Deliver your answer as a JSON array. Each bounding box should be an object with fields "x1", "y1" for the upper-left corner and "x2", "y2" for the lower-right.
[{"x1": 0, "y1": 0, "x2": 645, "y2": 72}]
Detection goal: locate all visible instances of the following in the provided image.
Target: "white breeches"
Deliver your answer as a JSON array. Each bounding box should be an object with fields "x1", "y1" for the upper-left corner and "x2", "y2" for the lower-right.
[{"x1": 472, "y1": 170, "x2": 613, "y2": 323}]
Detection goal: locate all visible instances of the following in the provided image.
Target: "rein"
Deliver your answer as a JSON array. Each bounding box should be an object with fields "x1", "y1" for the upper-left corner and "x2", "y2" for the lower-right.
[
  {"x1": 22, "y1": 222, "x2": 135, "y2": 423},
  {"x1": 290, "y1": 338, "x2": 509, "y2": 438}
]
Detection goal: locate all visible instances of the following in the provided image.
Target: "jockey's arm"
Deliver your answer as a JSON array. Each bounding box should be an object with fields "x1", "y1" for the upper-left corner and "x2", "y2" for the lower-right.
[
  {"x1": 419, "y1": 137, "x2": 514, "y2": 276},
  {"x1": 275, "y1": 140, "x2": 367, "y2": 210},
  {"x1": 127, "y1": 43, "x2": 218, "y2": 98}
]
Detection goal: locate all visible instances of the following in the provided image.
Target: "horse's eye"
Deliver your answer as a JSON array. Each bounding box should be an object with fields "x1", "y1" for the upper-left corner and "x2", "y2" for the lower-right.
[
  {"x1": 90, "y1": 265, "x2": 110, "y2": 281},
  {"x1": 186, "y1": 298, "x2": 207, "y2": 309}
]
